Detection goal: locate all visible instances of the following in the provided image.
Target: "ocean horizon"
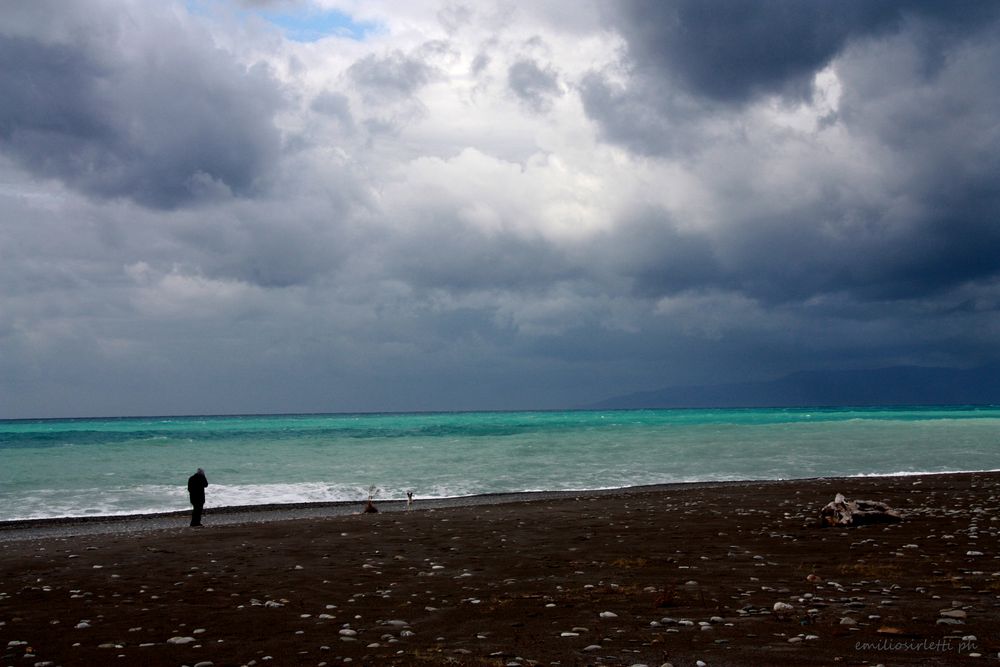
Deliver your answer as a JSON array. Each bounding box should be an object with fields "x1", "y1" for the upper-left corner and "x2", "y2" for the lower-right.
[{"x1": 3, "y1": 406, "x2": 998, "y2": 522}]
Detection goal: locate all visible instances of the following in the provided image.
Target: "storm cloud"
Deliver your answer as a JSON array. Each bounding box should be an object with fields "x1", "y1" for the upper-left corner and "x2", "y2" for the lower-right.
[
  {"x1": 0, "y1": 1, "x2": 283, "y2": 208},
  {"x1": 1, "y1": 0, "x2": 999, "y2": 418}
]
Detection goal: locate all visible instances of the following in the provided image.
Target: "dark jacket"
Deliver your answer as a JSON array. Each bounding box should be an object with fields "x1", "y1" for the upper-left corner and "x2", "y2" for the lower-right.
[{"x1": 187, "y1": 471, "x2": 208, "y2": 505}]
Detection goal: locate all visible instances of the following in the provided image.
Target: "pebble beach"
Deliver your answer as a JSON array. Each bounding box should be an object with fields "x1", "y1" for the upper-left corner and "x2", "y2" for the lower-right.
[{"x1": 2, "y1": 472, "x2": 998, "y2": 666}]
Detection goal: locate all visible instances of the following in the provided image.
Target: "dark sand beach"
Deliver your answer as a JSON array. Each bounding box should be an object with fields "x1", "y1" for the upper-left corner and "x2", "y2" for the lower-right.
[{"x1": 2, "y1": 472, "x2": 998, "y2": 666}]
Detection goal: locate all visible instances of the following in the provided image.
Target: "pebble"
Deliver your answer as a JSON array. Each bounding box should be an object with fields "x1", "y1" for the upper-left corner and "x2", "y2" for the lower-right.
[
  {"x1": 193, "y1": 662, "x2": 214, "y2": 667},
  {"x1": 583, "y1": 645, "x2": 601, "y2": 652},
  {"x1": 167, "y1": 636, "x2": 195, "y2": 644},
  {"x1": 599, "y1": 611, "x2": 618, "y2": 619},
  {"x1": 937, "y1": 618, "x2": 963, "y2": 625}
]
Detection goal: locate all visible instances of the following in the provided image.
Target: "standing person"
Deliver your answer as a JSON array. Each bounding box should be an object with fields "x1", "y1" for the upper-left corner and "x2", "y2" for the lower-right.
[{"x1": 187, "y1": 468, "x2": 208, "y2": 527}]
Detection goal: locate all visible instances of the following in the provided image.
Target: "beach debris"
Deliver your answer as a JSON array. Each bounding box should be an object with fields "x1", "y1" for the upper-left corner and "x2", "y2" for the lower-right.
[{"x1": 818, "y1": 493, "x2": 902, "y2": 527}]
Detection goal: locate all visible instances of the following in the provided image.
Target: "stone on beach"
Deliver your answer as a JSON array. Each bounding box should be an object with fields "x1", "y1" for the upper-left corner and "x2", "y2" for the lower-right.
[{"x1": 167, "y1": 636, "x2": 196, "y2": 644}]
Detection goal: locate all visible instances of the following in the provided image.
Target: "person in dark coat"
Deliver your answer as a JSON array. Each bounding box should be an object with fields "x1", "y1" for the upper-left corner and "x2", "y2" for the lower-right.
[{"x1": 187, "y1": 468, "x2": 208, "y2": 527}]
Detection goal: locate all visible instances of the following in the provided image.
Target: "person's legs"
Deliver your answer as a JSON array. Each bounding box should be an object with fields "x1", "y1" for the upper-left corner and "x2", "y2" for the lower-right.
[{"x1": 191, "y1": 502, "x2": 204, "y2": 526}]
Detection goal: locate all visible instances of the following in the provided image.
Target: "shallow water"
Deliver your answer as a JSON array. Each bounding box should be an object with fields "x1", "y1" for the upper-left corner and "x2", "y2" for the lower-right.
[{"x1": 2, "y1": 407, "x2": 998, "y2": 520}]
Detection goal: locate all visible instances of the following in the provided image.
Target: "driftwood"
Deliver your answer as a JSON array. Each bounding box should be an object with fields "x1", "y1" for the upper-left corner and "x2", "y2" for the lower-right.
[{"x1": 819, "y1": 493, "x2": 901, "y2": 527}]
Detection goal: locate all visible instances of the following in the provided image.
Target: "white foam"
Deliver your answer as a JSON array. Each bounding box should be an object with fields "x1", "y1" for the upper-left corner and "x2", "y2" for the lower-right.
[{"x1": 848, "y1": 468, "x2": 1000, "y2": 478}]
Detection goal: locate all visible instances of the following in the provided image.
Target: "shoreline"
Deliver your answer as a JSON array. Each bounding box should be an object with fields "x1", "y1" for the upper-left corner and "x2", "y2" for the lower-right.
[
  {"x1": 1, "y1": 470, "x2": 996, "y2": 542},
  {"x1": 0, "y1": 479, "x2": 753, "y2": 542},
  {"x1": 2, "y1": 469, "x2": 997, "y2": 665}
]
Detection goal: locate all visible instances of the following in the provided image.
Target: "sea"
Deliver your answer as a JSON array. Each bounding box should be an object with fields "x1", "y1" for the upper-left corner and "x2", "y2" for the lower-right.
[{"x1": 1, "y1": 407, "x2": 998, "y2": 522}]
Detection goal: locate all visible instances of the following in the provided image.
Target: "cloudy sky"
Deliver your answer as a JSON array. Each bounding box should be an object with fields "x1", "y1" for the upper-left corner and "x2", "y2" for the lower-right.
[{"x1": 2, "y1": 0, "x2": 999, "y2": 418}]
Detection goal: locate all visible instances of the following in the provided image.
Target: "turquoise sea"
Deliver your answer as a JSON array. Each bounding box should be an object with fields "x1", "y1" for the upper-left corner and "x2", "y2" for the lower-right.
[{"x1": 1, "y1": 407, "x2": 998, "y2": 522}]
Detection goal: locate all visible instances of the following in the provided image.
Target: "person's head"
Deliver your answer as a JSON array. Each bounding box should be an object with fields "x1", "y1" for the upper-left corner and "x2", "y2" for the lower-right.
[{"x1": 197, "y1": 468, "x2": 204, "y2": 474}]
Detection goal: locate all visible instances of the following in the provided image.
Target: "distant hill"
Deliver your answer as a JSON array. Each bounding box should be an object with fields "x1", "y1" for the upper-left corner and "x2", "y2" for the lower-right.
[{"x1": 587, "y1": 365, "x2": 1000, "y2": 410}]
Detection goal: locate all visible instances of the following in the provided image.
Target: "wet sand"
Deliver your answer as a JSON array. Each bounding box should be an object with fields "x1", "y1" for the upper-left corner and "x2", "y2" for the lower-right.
[{"x1": 1, "y1": 472, "x2": 998, "y2": 666}]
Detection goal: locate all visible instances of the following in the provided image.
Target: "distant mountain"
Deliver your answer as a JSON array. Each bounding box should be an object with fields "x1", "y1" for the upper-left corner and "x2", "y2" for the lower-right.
[{"x1": 587, "y1": 365, "x2": 1000, "y2": 410}]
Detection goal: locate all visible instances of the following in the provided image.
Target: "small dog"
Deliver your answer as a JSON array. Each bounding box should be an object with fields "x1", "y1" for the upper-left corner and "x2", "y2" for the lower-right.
[{"x1": 406, "y1": 491, "x2": 414, "y2": 511}]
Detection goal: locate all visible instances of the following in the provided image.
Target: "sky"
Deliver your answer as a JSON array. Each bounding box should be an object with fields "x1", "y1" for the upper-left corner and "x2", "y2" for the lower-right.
[{"x1": 2, "y1": 0, "x2": 999, "y2": 418}]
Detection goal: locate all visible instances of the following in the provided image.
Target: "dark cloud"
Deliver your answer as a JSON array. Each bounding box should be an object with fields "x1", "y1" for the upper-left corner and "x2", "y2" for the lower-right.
[
  {"x1": 583, "y1": 1, "x2": 1000, "y2": 156},
  {"x1": 507, "y1": 58, "x2": 562, "y2": 112},
  {"x1": 348, "y1": 49, "x2": 438, "y2": 101},
  {"x1": 578, "y1": 71, "x2": 710, "y2": 156},
  {"x1": 609, "y1": 0, "x2": 999, "y2": 105},
  {"x1": 0, "y1": 3, "x2": 283, "y2": 209},
  {"x1": 577, "y1": 0, "x2": 1000, "y2": 310}
]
